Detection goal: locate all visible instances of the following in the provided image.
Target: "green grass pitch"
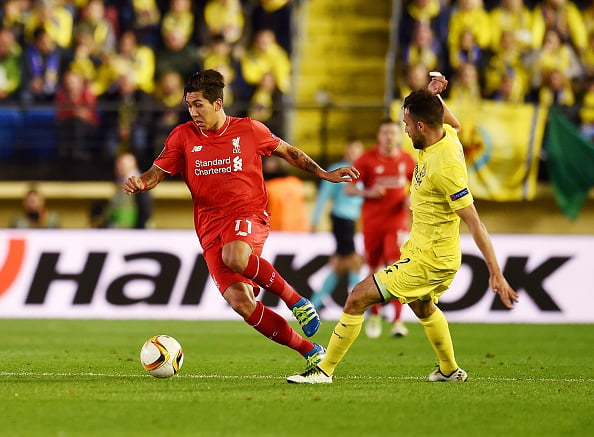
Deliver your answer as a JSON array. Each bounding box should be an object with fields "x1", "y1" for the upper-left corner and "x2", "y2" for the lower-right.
[{"x1": 0, "y1": 319, "x2": 592, "y2": 436}]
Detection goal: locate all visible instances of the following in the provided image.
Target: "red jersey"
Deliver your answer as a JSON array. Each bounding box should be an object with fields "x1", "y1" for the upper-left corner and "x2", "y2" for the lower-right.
[
  {"x1": 353, "y1": 146, "x2": 416, "y2": 232},
  {"x1": 154, "y1": 116, "x2": 281, "y2": 248}
]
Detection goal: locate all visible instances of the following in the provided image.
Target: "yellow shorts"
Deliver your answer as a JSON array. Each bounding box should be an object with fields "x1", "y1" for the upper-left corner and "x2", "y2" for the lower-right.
[{"x1": 373, "y1": 245, "x2": 460, "y2": 304}]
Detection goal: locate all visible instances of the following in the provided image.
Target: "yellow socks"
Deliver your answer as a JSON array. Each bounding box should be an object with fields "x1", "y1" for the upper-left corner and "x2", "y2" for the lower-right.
[
  {"x1": 318, "y1": 312, "x2": 364, "y2": 376},
  {"x1": 419, "y1": 307, "x2": 458, "y2": 375}
]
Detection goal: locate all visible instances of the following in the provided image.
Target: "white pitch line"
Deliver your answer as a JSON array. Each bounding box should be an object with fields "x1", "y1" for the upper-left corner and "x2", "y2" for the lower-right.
[{"x1": 0, "y1": 371, "x2": 593, "y2": 383}]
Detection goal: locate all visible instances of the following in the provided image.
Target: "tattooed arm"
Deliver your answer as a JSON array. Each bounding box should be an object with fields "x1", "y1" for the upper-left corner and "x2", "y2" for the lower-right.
[{"x1": 273, "y1": 140, "x2": 360, "y2": 183}]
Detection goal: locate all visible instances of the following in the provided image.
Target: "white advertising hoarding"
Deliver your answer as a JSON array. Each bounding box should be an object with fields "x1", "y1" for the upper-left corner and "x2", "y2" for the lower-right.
[{"x1": 0, "y1": 230, "x2": 591, "y2": 323}]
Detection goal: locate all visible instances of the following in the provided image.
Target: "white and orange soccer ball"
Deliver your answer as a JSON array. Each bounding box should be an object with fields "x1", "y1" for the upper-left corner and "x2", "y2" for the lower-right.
[{"x1": 140, "y1": 335, "x2": 184, "y2": 378}]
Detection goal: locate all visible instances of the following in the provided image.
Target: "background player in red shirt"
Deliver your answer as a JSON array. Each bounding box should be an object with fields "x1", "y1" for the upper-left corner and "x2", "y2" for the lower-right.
[
  {"x1": 122, "y1": 69, "x2": 360, "y2": 370},
  {"x1": 344, "y1": 119, "x2": 416, "y2": 338}
]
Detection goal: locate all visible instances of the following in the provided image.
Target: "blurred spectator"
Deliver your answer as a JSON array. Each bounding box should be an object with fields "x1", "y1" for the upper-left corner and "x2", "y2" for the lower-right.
[
  {"x1": 248, "y1": 71, "x2": 285, "y2": 136},
  {"x1": 532, "y1": 0, "x2": 588, "y2": 58},
  {"x1": 24, "y1": 0, "x2": 74, "y2": 51},
  {"x1": 155, "y1": 26, "x2": 201, "y2": 82},
  {"x1": 395, "y1": 63, "x2": 430, "y2": 101},
  {"x1": 251, "y1": 0, "x2": 293, "y2": 54},
  {"x1": 149, "y1": 69, "x2": 191, "y2": 156},
  {"x1": 61, "y1": 0, "x2": 78, "y2": 18},
  {"x1": 203, "y1": 0, "x2": 245, "y2": 45},
  {"x1": 55, "y1": 69, "x2": 99, "y2": 161},
  {"x1": 67, "y1": 30, "x2": 101, "y2": 90},
  {"x1": 448, "y1": 62, "x2": 482, "y2": 102},
  {"x1": 114, "y1": 29, "x2": 155, "y2": 94},
  {"x1": 391, "y1": 63, "x2": 430, "y2": 121},
  {"x1": 103, "y1": 0, "x2": 133, "y2": 36},
  {"x1": 22, "y1": 26, "x2": 61, "y2": 103},
  {"x1": 582, "y1": 30, "x2": 594, "y2": 78},
  {"x1": 489, "y1": 0, "x2": 536, "y2": 55},
  {"x1": 91, "y1": 152, "x2": 153, "y2": 228},
  {"x1": 74, "y1": 0, "x2": 117, "y2": 59},
  {"x1": 263, "y1": 155, "x2": 308, "y2": 232},
  {"x1": 579, "y1": 76, "x2": 594, "y2": 141},
  {"x1": 525, "y1": 28, "x2": 582, "y2": 92},
  {"x1": 538, "y1": 68, "x2": 576, "y2": 107},
  {"x1": 483, "y1": 29, "x2": 529, "y2": 99},
  {"x1": 449, "y1": 27, "x2": 486, "y2": 72},
  {"x1": 241, "y1": 28, "x2": 291, "y2": 96},
  {"x1": 202, "y1": 34, "x2": 240, "y2": 107},
  {"x1": 399, "y1": 0, "x2": 451, "y2": 51},
  {"x1": 10, "y1": 187, "x2": 60, "y2": 228},
  {"x1": 0, "y1": 28, "x2": 22, "y2": 102},
  {"x1": 447, "y1": 0, "x2": 491, "y2": 66},
  {"x1": 489, "y1": 72, "x2": 528, "y2": 102},
  {"x1": 1, "y1": 0, "x2": 27, "y2": 44},
  {"x1": 99, "y1": 72, "x2": 151, "y2": 161},
  {"x1": 161, "y1": 0, "x2": 194, "y2": 44},
  {"x1": 402, "y1": 21, "x2": 444, "y2": 73},
  {"x1": 94, "y1": 29, "x2": 156, "y2": 96},
  {"x1": 130, "y1": 0, "x2": 161, "y2": 48}
]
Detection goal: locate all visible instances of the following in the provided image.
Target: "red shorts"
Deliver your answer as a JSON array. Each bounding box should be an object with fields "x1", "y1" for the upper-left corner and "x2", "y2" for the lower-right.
[
  {"x1": 363, "y1": 228, "x2": 408, "y2": 269},
  {"x1": 202, "y1": 213, "x2": 270, "y2": 294}
]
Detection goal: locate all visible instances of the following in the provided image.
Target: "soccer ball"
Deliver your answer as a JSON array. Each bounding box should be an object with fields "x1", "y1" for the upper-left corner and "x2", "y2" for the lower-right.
[{"x1": 140, "y1": 335, "x2": 184, "y2": 378}]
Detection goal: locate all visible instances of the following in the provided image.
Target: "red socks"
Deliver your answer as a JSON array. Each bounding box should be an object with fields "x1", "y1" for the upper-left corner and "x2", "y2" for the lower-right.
[
  {"x1": 370, "y1": 301, "x2": 403, "y2": 321},
  {"x1": 245, "y1": 302, "x2": 312, "y2": 355},
  {"x1": 392, "y1": 300, "x2": 403, "y2": 321},
  {"x1": 242, "y1": 254, "x2": 300, "y2": 307}
]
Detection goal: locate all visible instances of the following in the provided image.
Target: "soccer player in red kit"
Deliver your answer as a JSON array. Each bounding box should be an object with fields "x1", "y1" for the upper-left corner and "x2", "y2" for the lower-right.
[
  {"x1": 344, "y1": 119, "x2": 416, "y2": 338},
  {"x1": 122, "y1": 69, "x2": 360, "y2": 370}
]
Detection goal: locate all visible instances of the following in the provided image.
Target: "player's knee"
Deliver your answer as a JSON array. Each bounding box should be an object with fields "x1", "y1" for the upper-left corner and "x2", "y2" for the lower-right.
[
  {"x1": 224, "y1": 285, "x2": 256, "y2": 318},
  {"x1": 409, "y1": 299, "x2": 435, "y2": 319},
  {"x1": 222, "y1": 251, "x2": 248, "y2": 273},
  {"x1": 233, "y1": 300, "x2": 257, "y2": 318},
  {"x1": 344, "y1": 281, "x2": 375, "y2": 314}
]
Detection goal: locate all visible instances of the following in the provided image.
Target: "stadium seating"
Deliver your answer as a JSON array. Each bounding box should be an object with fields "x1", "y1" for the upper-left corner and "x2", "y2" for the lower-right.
[
  {"x1": 0, "y1": 108, "x2": 23, "y2": 158},
  {"x1": 20, "y1": 108, "x2": 58, "y2": 158}
]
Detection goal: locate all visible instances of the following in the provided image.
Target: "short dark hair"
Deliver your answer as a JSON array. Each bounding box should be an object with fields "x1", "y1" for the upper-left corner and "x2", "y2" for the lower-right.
[
  {"x1": 402, "y1": 89, "x2": 444, "y2": 128},
  {"x1": 184, "y1": 69, "x2": 225, "y2": 103}
]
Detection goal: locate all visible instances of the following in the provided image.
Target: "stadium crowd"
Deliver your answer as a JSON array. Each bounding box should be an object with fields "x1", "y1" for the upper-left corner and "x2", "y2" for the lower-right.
[
  {"x1": 0, "y1": 0, "x2": 293, "y2": 174},
  {"x1": 396, "y1": 0, "x2": 594, "y2": 141},
  {"x1": 1, "y1": 0, "x2": 593, "y2": 180}
]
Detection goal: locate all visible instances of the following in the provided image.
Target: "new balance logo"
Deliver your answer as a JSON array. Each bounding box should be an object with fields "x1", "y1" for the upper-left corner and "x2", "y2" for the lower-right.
[{"x1": 191, "y1": 145, "x2": 202, "y2": 152}]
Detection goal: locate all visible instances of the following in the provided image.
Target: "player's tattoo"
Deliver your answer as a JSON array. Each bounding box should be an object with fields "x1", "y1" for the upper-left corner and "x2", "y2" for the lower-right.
[{"x1": 288, "y1": 149, "x2": 319, "y2": 174}]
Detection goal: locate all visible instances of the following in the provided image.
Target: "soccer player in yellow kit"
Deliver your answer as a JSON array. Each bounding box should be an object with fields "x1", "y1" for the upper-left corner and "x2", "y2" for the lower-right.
[{"x1": 288, "y1": 73, "x2": 519, "y2": 384}]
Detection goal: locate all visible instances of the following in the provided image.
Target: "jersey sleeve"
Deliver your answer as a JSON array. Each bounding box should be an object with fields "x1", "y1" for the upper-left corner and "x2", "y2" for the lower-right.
[
  {"x1": 250, "y1": 119, "x2": 282, "y2": 155},
  {"x1": 433, "y1": 163, "x2": 474, "y2": 211},
  {"x1": 154, "y1": 125, "x2": 186, "y2": 175}
]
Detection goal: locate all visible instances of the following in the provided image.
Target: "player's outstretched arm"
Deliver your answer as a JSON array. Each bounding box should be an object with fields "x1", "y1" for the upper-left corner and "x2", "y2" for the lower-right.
[
  {"x1": 427, "y1": 72, "x2": 461, "y2": 132},
  {"x1": 123, "y1": 165, "x2": 166, "y2": 195},
  {"x1": 273, "y1": 140, "x2": 360, "y2": 182},
  {"x1": 456, "y1": 204, "x2": 519, "y2": 309}
]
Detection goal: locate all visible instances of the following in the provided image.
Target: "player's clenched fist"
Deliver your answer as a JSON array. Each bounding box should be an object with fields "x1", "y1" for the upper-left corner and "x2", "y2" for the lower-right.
[
  {"x1": 428, "y1": 71, "x2": 448, "y2": 95},
  {"x1": 123, "y1": 176, "x2": 147, "y2": 194}
]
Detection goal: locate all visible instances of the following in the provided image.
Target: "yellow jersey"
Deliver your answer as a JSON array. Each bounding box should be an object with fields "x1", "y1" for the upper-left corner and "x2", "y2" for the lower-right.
[{"x1": 406, "y1": 124, "x2": 473, "y2": 259}]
